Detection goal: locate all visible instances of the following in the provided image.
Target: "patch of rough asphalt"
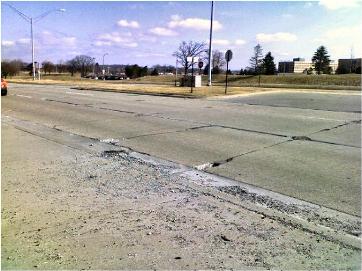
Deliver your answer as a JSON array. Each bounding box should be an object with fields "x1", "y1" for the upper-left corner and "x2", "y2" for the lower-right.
[
  {"x1": 2, "y1": 129, "x2": 361, "y2": 270},
  {"x1": 217, "y1": 186, "x2": 361, "y2": 237}
]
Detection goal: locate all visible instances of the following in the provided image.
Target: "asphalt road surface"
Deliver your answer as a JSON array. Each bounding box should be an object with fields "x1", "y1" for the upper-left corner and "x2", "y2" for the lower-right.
[{"x1": 2, "y1": 83, "x2": 361, "y2": 217}]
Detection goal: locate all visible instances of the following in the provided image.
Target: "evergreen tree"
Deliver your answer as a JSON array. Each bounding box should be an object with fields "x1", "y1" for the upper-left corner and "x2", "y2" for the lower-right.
[
  {"x1": 249, "y1": 44, "x2": 263, "y2": 74},
  {"x1": 262, "y1": 52, "x2": 276, "y2": 75},
  {"x1": 312, "y1": 46, "x2": 331, "y2": 74},
  {"x1": 151, "y1": 68, "x2": 159, "y2": 76}
]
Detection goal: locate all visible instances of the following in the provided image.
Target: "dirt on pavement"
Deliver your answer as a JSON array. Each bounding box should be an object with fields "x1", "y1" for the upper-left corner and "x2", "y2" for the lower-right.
[{"x1": 1, "y1": 124, "x2": 361, "y2": 270}]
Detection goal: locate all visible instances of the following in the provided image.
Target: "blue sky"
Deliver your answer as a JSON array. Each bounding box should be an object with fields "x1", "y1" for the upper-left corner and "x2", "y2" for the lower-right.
[{"x1": 1, "y1": 1, "x2": 362, "y2": 69}]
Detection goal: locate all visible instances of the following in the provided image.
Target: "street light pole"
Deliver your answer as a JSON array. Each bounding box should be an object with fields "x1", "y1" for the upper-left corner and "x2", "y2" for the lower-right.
[
  {"x1": 102, "y1": 53, "x2": 108, "y2": 80},
  {"x1": 30, "y1": 18, "x2": 35, "y2": 80},
  {"x1": 4, "y1": 3, "x2": 65, "y2": 81},
  {"x1": 175, "y1": 59, "x2": 178, "y2": 87}
]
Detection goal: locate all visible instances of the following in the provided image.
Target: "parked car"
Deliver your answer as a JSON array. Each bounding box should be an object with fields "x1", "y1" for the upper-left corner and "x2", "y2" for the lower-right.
[{"x1": 1, "y1": 78, "x2": 8, "y2": 96}]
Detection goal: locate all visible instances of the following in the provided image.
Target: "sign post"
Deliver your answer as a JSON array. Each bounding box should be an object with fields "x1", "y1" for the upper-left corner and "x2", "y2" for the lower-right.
[
  {"x1": 187, "y1": 56, "x2": 199, "y2": 93},
  {"x1": 225, "y1": 50, "x2": 233, "y2": 94}
]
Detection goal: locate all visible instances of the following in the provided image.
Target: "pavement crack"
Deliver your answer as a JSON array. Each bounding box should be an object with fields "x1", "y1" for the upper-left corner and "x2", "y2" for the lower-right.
[
  {"x1": 243, "y1": 103, "x2": 361, "y2": 113},
  {"x1": 309, "y1": 119, "x2": 361, "y2": 136},
  {"x1": 291, "y1": 135, "x2": 312, "y2": 141},
  {"x1": 97, "y1": 106, "x2": 148, "y2": 117},
  {"x1": 212, "y1": 124, "x2": 289, "y2": 138},
  {"x1": 196, "y1": 139, "x2": 292, "y2": 170},
  {"x1": 125, "y1": 125, "x2": 212, "y2": 140},
  {"x1": 44, "y1": 98, "x2": 92, "y2": 107}
]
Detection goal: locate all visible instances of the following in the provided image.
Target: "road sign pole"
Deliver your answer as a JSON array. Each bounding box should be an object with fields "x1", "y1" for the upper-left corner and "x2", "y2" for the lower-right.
[
  {"x1": 225, "y1": 61, "x2": 229, "y2": 94},
  {"x1": 224, "y1": 49, "x2": 233, "y2": 95}
]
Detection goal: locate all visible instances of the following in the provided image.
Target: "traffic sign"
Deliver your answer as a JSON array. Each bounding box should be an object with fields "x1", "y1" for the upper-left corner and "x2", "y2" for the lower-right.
[{"x1": 225, "y1": 50, "x2": 233, "y2": 62}]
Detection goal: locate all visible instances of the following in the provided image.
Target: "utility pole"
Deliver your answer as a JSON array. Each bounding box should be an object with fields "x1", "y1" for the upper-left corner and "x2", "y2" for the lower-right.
[
  {"x1": 350, "y1": 46, "x2": 354, "y2": 73},
  {"x1": 207, "y1": 1, "x2": 214, "y2": 86}
]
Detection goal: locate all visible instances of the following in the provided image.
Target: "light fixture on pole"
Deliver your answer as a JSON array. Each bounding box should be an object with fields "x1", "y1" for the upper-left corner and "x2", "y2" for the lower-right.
[{"x1": 4, "y1": 3, "x2": 65, "y2": 80}]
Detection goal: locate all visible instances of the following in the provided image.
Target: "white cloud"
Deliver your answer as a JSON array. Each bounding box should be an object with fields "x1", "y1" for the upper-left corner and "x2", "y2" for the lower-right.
[
  {"x1": 256, "y1": 32, "x2": 297, "y2": 43},
  {"x1": 235, "y1": 39, "x2": 246, "y2": 46},
  {"x1": 94, "y1": 41, "x2": 112, "y2": 47},
  {"x1": 95, "y1": 32, "x2": 138, "y2": 48},
  {"x1": 123, "y1": 42, "x2": 138, "y2": 48},
  {"x1": 38, "y1": 31, "x2": 77, "y2": 48},
  {"x1": 276, "y1": 51, "x2": 290, "y2": 57},
  {"x1": 149, "y1": 27, "x2": 178, "y2": 36},
  {"x1": 135, "y1": 52, "x2": 167, "y2": 58},
  {"x1": 97, "y1": 32, "x2": 129, "y2": 43},
  {"x1": 62, "y1": 37, "x2": 77, "y2": 46},
  {"x1": 319, "y1": 0, "x2": 360, "y2": 10},
  {"x1": 168, "y1": 16, "x2": 222, "y2": 31},
  {"x1": 17, "y1": 38, "x2": 31, "y2": 45},
  {"x1": 117, "y1": 19, "x2": 140, "y2": 28},
  {"x1": 171, "y1": 14, "x2": 181, "y2": 21},
  {"x1": 213, "y1": 39, "x2": 230, "y2": 46},
  {"x1": 138, "y1": 34, "x2": 157, "y2": 43},
  {"x1": 2, "y1": 40, "x2": 15, "y2": 47},
  {"x1": 281, "y1": 13, "x2": 293, "y2": 19}
]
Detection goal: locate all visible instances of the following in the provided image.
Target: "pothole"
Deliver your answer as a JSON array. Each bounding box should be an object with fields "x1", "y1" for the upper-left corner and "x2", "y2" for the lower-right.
[
  {"x1": 195, "y1": 157, "x2": 234, "y2": 170},
  {"x1": 291, "y1": 135, "x2": 312, "y2": 141},
  {"x1": 101, "y1": 150, "x2": 129, "y2": 158}
]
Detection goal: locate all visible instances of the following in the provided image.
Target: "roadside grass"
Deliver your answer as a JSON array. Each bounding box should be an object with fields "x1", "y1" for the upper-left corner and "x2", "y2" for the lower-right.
[
  {"x1": 7, "y1": 73, "x2": 361, "y2": 97},
  {"x1": 129, "y1": 74, "x2": 362, "y2": 88},
  {"x1": 8, "y1": 77, "x2": 269, "y2": 97}
]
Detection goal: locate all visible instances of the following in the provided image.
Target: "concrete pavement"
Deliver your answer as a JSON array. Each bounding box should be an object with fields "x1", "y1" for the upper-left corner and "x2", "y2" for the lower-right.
[{"x1": 2, "y1": 83, "x2": 361, "y2": 216}]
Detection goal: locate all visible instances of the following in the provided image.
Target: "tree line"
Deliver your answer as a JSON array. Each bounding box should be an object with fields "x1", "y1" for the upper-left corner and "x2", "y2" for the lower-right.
[
  {"x1": 1, "y1": 55, "x2": 177, "y2": 79},
  {"x1": 173, "y1": 41, "x2": 360, "y2": 75},
  {"x1": 1, "y1": 42, "x2": 360, "y2": 79}
]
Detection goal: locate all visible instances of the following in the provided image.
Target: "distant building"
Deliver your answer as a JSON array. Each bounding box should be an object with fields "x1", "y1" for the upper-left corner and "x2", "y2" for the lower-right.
[
  {"x1": 278, "y1": 57, "x2": 338, "y2": 74},
  {"x1": 337, "y1": 58, "x2": 361, "y2": 73}
]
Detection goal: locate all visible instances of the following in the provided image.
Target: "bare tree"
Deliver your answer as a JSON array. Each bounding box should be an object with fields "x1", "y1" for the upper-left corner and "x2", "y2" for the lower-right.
[
  {"x1": 42, "y1": 61, "x2": 55, "y2": 74},
  {"x1": 173, "y1": 41, "x2": 207, "y2": 76},
  {"x1": 211, "y1": 50, "x2": 226, "y2": 70},
  {"x1": 67, "y1": 55, "x2": 95, "y2": 77},
  {"x1": 67, "y1": 58, "x2": 77, "y2": 76},
  {"x1": 56, "y1": 60, "x2": 68, "y2": 73},
  {"x1": 249, "y1": 44, "x2": 263, "y2": 74},
  {"x1": 1, "y1": 59, "x2": 24, "y2": 78}
]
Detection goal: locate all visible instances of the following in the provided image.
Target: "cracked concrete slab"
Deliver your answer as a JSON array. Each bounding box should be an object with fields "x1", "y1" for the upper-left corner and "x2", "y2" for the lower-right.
[
  {"x1": 3, "y1": 84, "x2": 361, "y2": 219},
  {"x1": 123, "y1": 126, "x2": 287, "y2": 166},
  {"x1": 207, "y1": 140, "x2": 361, "y2": 216},
  {"x1": 310, "y1": 121, "x2": 361, "y2": 148},
  {"x1": 221, "y1": 91, "x2": 361, "y2": 113},
  {"x1": 2, "y1": 95, "x2": 199, "y2": 139}
]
